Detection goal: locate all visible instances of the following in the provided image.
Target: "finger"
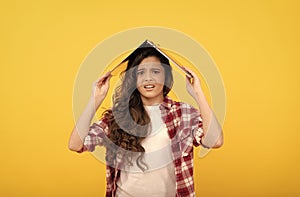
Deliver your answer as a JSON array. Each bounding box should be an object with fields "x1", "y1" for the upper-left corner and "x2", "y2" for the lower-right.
[
  {"x1": 182, "y1": 66, "x2": 196, "y2": 76},
  {"x1": 181, "y1": 66, "x2": 195, "y2": 80},
  {"x1": 102, "y1": 74, "x2": 112, "y2": 85},
  {"x1": 98, "y1": 71, "x2": 111, "y2": 81},
  {"x1": 97, "y1": 71, "x2": 112, "y2": 84},
  {"x1": 185, "y1": 73, "x2": 194, "y2": 85},
  {"x1": 186, "y1": 76, "x2": 193, "y2": 85}
]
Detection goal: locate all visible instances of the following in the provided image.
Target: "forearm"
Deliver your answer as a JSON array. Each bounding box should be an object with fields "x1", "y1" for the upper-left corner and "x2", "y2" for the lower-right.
[
  {"x1": 68, "y1": 96, "x2": 103, "y2": 151},
  {"x1": 194, "y1": 91, "x2": 223, "y2": 148}
]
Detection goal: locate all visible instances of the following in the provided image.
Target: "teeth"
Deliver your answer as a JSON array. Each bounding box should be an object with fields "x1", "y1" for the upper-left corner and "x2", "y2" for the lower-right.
[{"x1": 144, "y1": 85, "x2": 154, "y2": 88}]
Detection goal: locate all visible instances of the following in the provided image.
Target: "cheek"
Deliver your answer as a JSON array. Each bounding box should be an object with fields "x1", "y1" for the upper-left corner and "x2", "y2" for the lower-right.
[
  {"x1": 136, "y1": 77, "x2": 143, "y2": 88},
  {"x1": 155, "y1": 74, "x2": 165, "y2": 85}
]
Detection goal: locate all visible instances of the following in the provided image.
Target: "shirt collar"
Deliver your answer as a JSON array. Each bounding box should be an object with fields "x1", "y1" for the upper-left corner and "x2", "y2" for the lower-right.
[{"x1": 160, "y1": 96, "x2": 175, "y2": 110}]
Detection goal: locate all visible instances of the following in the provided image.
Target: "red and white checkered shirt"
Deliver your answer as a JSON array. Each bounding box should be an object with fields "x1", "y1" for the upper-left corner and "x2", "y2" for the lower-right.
[{"x1": 77, "y1": 96, "x2": 204, "y2": 197}]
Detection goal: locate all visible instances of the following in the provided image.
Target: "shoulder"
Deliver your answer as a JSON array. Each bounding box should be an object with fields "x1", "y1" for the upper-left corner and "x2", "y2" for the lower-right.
[
  {"x1": 169, "y1": 98, "x2": 197, "y2": 111},
  {"x1": 92, "y1": 110, "x2": 112, "y2": 132},
  {"x1": 163, "y1": 96, "x2": 190, "y2": 108},
  {"x1": 163, "y1": 97, "x2": 199, "y2": 114}
]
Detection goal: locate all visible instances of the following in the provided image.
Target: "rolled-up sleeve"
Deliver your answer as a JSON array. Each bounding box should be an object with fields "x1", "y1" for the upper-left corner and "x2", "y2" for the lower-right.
[
  {"x1": 179, "y1": 103, "x2": 204, "y2": 147},
  {"x1": 189, "y1": 106, "x2": 204, "y2": 147},
  {"x1": 76, "y1": 117, "x2": 109, "y2": 153}
]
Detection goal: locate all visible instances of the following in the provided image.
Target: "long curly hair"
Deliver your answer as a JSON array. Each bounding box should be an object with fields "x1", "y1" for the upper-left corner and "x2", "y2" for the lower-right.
[{"x1": 104, "y1": 47, "x2": 173, "y2": 171}]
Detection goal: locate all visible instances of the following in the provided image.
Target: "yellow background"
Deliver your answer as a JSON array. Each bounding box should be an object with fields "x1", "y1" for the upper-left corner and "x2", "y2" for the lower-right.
[{"x1": 1, "y1": 0, "x2": 299, "y2": 196}]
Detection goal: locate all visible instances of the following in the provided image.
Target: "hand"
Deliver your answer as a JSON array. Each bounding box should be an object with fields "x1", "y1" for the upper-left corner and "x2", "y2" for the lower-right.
[
  {"x1": 184, "y1": 66, "x2": 203, "y2": 100},
  {"x1": 91, "y1": 71, "x2": 112, "y2": 103}
]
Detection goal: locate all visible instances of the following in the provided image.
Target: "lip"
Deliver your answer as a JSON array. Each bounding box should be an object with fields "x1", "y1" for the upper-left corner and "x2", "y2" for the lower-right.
[{"x1": 143, "y1": 84, "x2": 156, "y2": 90}]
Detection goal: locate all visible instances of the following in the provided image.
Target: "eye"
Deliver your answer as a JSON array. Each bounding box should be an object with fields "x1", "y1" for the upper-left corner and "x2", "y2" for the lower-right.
[
  {"x1": 137, "y1": 70, "x2": 144, "y2": 76},
  {"x1": 152, "y1": 70, "x2": 160, "y2": 74}
]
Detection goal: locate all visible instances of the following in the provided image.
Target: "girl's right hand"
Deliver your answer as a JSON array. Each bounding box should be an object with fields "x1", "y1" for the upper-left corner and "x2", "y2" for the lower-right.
[{"x1": 91, "y1": 71, "x2": 112, "y2": 103}]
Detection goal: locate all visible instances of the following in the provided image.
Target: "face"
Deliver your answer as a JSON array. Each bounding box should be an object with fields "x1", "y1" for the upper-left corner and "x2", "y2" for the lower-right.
[{"x1": 136, "y1": 56, "x2": 165, "y2": 106}]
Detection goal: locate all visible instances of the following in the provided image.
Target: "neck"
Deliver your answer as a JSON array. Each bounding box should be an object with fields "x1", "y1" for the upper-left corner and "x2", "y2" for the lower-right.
[{"x1": 141, "y1": 95, "x2": 164, "y2": 106}]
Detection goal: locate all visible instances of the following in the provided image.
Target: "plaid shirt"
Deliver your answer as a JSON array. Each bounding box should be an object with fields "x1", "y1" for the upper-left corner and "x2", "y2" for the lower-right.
[{"x1": 78, "y1": 96, "x2": 204, "y2": 197}]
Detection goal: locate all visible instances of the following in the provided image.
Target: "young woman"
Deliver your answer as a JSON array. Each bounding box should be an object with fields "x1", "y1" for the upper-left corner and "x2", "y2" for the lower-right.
[{"x1": 69, "y1": 47, "x2": 223, "y2": 197}]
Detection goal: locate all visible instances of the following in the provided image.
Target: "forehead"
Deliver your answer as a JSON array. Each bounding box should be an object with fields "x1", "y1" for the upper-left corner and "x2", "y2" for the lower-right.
[{"x1": 137, "y1": 56, "x2": 163, "y2": 70}]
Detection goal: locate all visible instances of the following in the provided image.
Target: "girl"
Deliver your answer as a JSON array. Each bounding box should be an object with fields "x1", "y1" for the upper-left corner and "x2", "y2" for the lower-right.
[{"x1": 69, "y1": 46, "x2": 223, "y2": 197}]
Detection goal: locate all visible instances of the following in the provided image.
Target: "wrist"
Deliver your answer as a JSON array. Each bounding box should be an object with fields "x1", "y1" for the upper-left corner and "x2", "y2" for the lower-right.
[
  {"x1": 89, "y1": 95, "x2": 103, "y2": 109},
  {"x1": 195, "y1": 90, "x2": 206, "y2": 100},
  {"x1": 194, "y1": 87, "x2": 204, "y2": 96}
]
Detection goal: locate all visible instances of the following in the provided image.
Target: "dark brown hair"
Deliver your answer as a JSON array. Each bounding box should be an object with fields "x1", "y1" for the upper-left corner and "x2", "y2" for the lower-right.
[{"x1": 104, "y1": 47, "x2": 173, "y2": 170}]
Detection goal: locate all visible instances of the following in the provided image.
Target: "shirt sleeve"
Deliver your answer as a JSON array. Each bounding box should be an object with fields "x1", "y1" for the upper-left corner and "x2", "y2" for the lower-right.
[
  {"x1": 189, "y1": 105, "x2": 205, "y2": 147},
  {"x1": 76, "y1": 116, "x2": 109, "y2": 153}
]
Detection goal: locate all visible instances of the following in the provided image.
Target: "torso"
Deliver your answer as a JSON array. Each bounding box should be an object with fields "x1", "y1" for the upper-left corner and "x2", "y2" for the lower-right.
[{"x1": 115, "y1": 104, "x2": 176, "y2": 197}]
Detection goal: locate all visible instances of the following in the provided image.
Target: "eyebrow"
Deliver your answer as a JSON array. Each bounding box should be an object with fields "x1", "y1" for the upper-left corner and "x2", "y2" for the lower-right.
[
  {"x1": 137, "y1": 65, "x2": 162, "y2": 70},
  {"x1": 137, "y1": 67, "x2": 162, "y2": 72},
  {"x1": 137, "y1": 68, "x2": 145, "y2": 72}
]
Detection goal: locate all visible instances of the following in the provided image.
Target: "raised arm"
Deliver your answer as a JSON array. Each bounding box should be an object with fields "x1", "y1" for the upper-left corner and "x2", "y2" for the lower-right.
[
  {"x1": 68, "y1": 71, "x2": 111, "y2": 152},
  {"x1": 184, "y1": 67, "x2": 223, "y2": 148}
]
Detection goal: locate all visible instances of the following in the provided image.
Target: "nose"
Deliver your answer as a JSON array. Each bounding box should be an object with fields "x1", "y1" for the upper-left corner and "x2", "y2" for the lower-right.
[{"x1": 144, "y1": 70, "x2": 153, "y2": 82}]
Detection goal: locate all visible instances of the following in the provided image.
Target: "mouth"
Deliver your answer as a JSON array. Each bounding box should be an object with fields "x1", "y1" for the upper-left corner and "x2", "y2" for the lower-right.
[{"x1": 143, "y1": 84, "x2": 155, "y2": 89}]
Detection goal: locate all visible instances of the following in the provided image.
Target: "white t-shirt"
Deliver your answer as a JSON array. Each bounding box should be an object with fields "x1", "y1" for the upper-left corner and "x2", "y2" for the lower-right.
[{"x1": 116, "y1": 105, "x2": 176, "y2": 197}]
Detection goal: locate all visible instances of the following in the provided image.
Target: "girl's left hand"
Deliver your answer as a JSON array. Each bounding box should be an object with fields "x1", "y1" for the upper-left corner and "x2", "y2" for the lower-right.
[{"x1": 184, "y1": 66, "x2": 203, "y2": 100}]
